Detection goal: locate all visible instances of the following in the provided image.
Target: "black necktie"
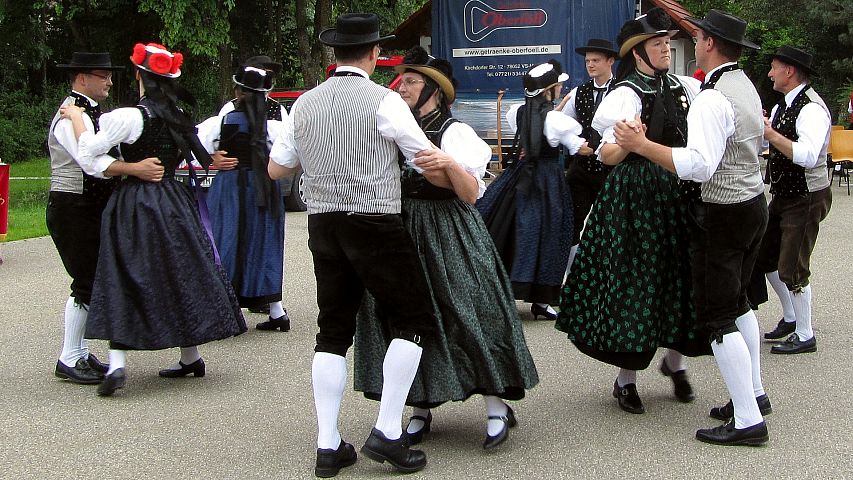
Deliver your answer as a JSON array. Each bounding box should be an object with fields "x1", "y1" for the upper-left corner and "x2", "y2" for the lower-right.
[
  {"x1": 593, "y1": 87, "x2": 606, "y2": 109},
  {"x1": 772, "y1": 101, "x2": 786, "y2": 128}
]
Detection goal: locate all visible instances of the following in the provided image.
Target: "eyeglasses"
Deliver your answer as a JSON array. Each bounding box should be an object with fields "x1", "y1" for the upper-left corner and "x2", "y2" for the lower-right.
[
  {"x1": 400, "y1": 78, "x2": 425, "y2": 86},
  {"x1": 87, "y1": 72, "x2": 113, "y2": 82}
]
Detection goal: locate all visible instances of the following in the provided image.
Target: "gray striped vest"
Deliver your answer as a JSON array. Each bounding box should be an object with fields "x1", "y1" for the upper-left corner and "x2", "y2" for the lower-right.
[
  {"x1": 292, "y1": 76, "x2": 401, "y2": 214},
  {"x1": 701, "y1": 70, "x2": 765, "y2": 204}
]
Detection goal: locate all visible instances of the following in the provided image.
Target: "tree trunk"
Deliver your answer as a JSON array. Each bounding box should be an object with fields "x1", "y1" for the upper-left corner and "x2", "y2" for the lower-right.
[{"x1": 297, "y1": 0, "x2": 332, "y2": 87}]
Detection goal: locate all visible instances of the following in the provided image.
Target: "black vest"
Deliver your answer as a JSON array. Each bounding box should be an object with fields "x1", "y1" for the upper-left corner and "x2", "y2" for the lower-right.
[
  {"x1": 572, "y1": 80, "x2": 612, "y2": 172},
  {"x1": 230, "y1": 98, "x2": 283, "y2": 121},
  {"x1": 401, "y1": 110, "x2": 459, "y2": 201},
  {"x1": 119, "y1": 100, "x2": 181, "y2": 175},
  {"x1": 767, "y1": 88, "x2": 811, "y2": 198},
  {"x1": 69, "y1": 92, "x2": 120, "y2": 202},
  {"x1": 219, "y1": 110, "x2": 253, "y2": 169}
]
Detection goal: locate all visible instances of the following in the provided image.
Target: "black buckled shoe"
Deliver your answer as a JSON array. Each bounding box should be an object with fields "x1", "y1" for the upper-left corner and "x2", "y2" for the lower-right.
[
  {"x1": 405, "y1": 412, "x2": 432, "y2": 446},
  {"x1": 659, "y1": 361, "x2": 695, "y2": 403},
  {"x1": 764, "y1": 318, "x2": 796, "y2": 340},
  {"x1": 770, "y1": 334, "x2": 817, "y2": 354},
  {"x1": 612, "y1": 380, "x2": 645, "y2": 414},
  {"x1": 256, "y1": 312, "x2": 290, "y2": 332},
  {"x1": 696, "y1": 420, "x2": 768, "y2": 446},
  {"x1": 361, "y1": 428, "x2": 426, "y2": 473},
  {"x1": 709, "y1": 394, "x2": 773, "y2": 421},
  {"x1": 315, "y1": 440, "x2": 357, "y2": 478},
  {"x1": 97, "y1": 368, "x2": 126, "y2": 397},
  {"x1": 158, "y1": 358, "x2": 206, "y2": 378},
  {"x1": 86, "y1": 353, "x2": 109, "y2": 374},
  {"x1": 530, "y1": 303, "x2": 558, "y2": 320},
  {"x1": 483, "y1": 405, "x2": 517, "y2": 450},
  {"x1": 55, "y1": 358, "x2": 103, "y2": 385}
]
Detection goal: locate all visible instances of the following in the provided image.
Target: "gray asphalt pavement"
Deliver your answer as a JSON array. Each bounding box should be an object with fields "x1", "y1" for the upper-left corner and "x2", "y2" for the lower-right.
[{"x1": 1, "y1": 185, "x2": 851, "y2": 479}]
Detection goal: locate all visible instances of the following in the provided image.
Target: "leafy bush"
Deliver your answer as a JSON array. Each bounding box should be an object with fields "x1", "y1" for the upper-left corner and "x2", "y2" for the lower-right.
[{"x1": 0, "y1": 83, "x2": 67, "y2": 164}]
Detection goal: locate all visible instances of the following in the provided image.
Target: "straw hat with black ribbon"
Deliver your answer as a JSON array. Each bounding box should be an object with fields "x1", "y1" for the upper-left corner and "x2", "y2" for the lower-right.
[
  {"x1": 394, "y1": 46, "x2": 458, "y2": 111},
  {"x1": 616, "y1": 8, "x2": 679, "y2": 60}
]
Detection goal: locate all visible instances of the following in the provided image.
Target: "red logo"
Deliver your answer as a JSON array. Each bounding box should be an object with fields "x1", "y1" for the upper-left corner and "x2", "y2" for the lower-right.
[{"x1": 465, "y1": 0, "x2": 548, "y2": 42}]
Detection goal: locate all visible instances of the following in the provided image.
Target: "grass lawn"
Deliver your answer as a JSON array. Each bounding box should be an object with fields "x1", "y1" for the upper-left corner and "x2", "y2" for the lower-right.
[{"x1": 5, "y1": 157, "x2": 50, "y2": 242}]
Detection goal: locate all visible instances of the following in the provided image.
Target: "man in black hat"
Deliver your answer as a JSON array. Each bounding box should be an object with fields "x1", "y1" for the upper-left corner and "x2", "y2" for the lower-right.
[
  {"x1": 614, "y1": 9, "x2": 771, "y2": 445},
  {"x1": 559, "y1": 38, "x2": 616, "y2": 272},
  {"x1": 756, "y1": 45, "x2": 832, "y2": 354},
  {"x1": 268, "y1": 13, "x2": 435, "y2": 477},
  {"x1": 48, "y1": 52, "x2": 164, "y2": 385}
]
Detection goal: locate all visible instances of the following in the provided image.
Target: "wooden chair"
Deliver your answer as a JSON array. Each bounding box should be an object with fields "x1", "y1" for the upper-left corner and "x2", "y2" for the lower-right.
[{"x1": 830, "y1": 129, "x2": 853, "y2": 195}]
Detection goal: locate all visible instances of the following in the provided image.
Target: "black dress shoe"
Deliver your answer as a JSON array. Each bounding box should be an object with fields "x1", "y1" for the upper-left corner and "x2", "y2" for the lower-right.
[
  {"x1": 97, "y1": 368, "x2": 126, "y2": 397},
  {"x1": 158, "y1": 358, "x2": 206, "y2": 378},
  {"x1": 405, "y1": 412, "x2": 432, "y2": 446},
  {"x1": 764, "y1": 318, "x2": 796, "y2": 340},
  {"x1": 659, "y1": 361, "x2": 695, "y2": 403},
  {"x1": 483, "y1": 405, "x2": 517, "y2": 450},
  {"x1": 55, "y1": 358, "x2": 103, "y2": 385},
  {"x1": 695, "y1": 420, "x2": 768, "y2": 446},
  {"x1": 256, "y1": 312, "x2": 290, "y2": 332},
  {"x1": 770, "y1": 334, "x2": 817, "y2": 354},
  {"x1": 709, "y1": 394, "x2": 773, "y2": 421},
  {"x1": 315, "y1": 440, "x2": 357, "y2": 478},
  {"x1": 612, "y1": 380, "x2": 645, "y2": 414},
  {"x1": 361, "y1": 428, "x2": 426, "y2": 473},
  {"x1": 530, "y1": 303, "x2": 557, "y2": 320},
  {"x1": 86, "y1": 353, "x2": 109, "y2": 374}
]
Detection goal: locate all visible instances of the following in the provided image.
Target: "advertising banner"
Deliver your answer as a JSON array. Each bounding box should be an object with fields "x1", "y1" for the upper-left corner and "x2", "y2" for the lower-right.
[{"x1": 432, "y1": 0, "x2": 635, "y2": 93}]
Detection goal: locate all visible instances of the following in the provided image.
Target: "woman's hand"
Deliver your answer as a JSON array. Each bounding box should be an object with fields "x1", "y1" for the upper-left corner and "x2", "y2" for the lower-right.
[
  {"x1": 577, "y1": 142, "x2": 594, "y2": 156},
  {"x1": 211, "y1": 150, "x2": 238, "y2": 170},
  {"x1": 59, "y1": 105, "x2": 84, "y2": 119}
]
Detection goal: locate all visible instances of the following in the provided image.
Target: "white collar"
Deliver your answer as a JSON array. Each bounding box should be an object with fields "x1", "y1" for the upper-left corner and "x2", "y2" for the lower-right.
[
  {"x1": 784, "y1": 83, "x2": 809, "y2": 105},
  {"x1": 71, "y1": 90, "x2": 98, "y2": 107},
  {"x1": 592, "y1": 76, "x2": 612, "y2": 89},
  {"x1": 335, "y1": 65, "x2": 369, "y2": 78},
  {"x1": 704, "y1": 62, "x2": 738, "y2": 81}
]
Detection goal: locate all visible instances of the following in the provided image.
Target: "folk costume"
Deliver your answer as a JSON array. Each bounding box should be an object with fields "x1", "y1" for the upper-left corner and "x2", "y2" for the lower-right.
[
  {"x1": 555, "y1": 8, "x2": 704, "y2": 414},
  {"x1": 756, "y1": 46, "x2": 832, "y2": 355},
  {"x1": 352, "y1": 47, "x2": 539, "y2": 450},
  {"x1": 197, "y1": 58, "x2": 289, "y2": 331},
  {"x1": 476, "y1": 60, "x2": 582, "y2": 318},
  {"x1": 47, "y1": 52, "x2": 124, "y2": 384},
  {"x1": 672, "y1": 11, "x2": 769, "y2": 445},
  {"x1": 71, "y1": 43, "x2": 246, "y2": 396},
  {"x1": 268, "y1": 14, "x2": 435, "y2": 476},
  {"x1": 561, "y1": 39, "x2": 617, "y2": 268}
]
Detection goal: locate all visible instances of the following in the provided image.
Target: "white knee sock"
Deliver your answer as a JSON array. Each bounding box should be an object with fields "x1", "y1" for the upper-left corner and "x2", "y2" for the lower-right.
[
  {"x1": 484, "y1": 396, "x2": 509, "y2": 436},
  {"x1": 59, "y1": 297, "x2": 88, "y2": 367},
  {"x1": 616, "y1": 368, "x2": 637, "y2": 387},
  {"x1": 106, "y1": 349, "x2": 126, "y2": 375},
  {"x1": 735, "y1": 310, "x2": 765, "y2": 397},
  {"x1": 269, "y1": 301, "x2": 285, "y2": 319},
  {"x1": 711, "y1": 332, "x2": 763, "y2": 429},
  {"x1": 407, "y1": 407, "x2": 431, "y2": 434},
  {"x1": 566, "y1": 244, "x2": 579, "y2": 277},
  {"x1": 791, "y1": 285, "x2": 814, "y2": 341},
  {"x1": 312, "y1": 352, "x2": 347, "y2": 449},
  {"x1": 663, "y1": 349, "x2": 686, "y2": 372},
  {"x1": 375, "y1": 339, "x2": 423, "y2": 440},
  {"x1": 766, "y1": 271, "x2": 795, "y2": 323},
  {"x1": 180, "y1": 346, "x2": 201, "y2": 364}
]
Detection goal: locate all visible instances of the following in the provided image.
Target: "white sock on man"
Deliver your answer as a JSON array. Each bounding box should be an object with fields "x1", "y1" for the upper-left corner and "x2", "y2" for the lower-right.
[
  {"x1": 375, "y1": 338, "x2": 422, "y2": 440},
  {"x1": 766, "y1": 271, "x2": 795, "y2": 322},
  {"x1": 59, "y1": 297, "x2": 88, "y2": 367},
  {"x1": 106, "y1": 349, "x2": 126, "y2": 375},
  {"x1": 711, "y1": 332, "x2": 763, "y2": 429},
  {"x1": 312, "y1": 352, "x2": 347, "y2": 449},
  {"x1": 791, "y1": 285, "x2": 814, "y2": 341},
  {"x1": 616, "y1": 368, "x2": 637, "y2": 387},
  {"x1": 407, "y1": 407, "x2": 430, "y2": 434},
  {"x1": 663, "y1": 349, "x2": 686, "y2": 372},
  {"x1": 735, "y1": 310, "x2": 765, "y2": 397},
  {"x1": 484, "y1": 395, "x2": 509, "y2": 436},
  {"x1": 269, "y1": 301, "x2": 285, "y2": 319}
]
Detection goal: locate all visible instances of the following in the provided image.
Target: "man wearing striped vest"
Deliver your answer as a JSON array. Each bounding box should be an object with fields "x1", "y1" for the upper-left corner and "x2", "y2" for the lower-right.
[
  {"x1": 613, "y1": 10, "x2": 771, "y2": 446},
  {"x1": 269, "y1": 13, "x2": 436, "y2": 478}
]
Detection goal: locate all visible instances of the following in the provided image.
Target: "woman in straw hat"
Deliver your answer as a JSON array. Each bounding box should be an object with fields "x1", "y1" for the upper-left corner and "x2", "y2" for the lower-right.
[
  {"x1": 353, "y1": 46, "x2": 539, "y2": 450},
  {"x1": 196, "y1": 59, "x2": 290, "y2": 333},
  {"x1": 60, "y1": 42, "x2": 246, "y2": 396},
  {"x1": 555, "y1": 8, "x2": 707, "y2": 415},
  {"x1": 477, "y1": 60, "x2": 589, "y2": 321}
]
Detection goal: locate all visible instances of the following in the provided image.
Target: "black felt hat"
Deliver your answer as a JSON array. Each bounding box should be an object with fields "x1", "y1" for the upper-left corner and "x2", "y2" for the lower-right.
[
  {"x1": 319, "y1": 13, "x2": 395, "y2": 47},
  {"x1": 575, "y1": 38, "x2": 618, "y2": 58},
  {"x1": 616, "y1": 8, "x2": 679, "y2": 59},
  {"x1": 233, "y1": 66, "x2": 275, "y2": 92},
  {"x1": 242, "y1": 55, "x2": 282, "y2": 75},
  {"x1": 523, "y1": 60, "x2": 569, "y2": 97},
  {"x1": 394, "y1": 46, "x2": 457, "y2": 104},
  {"x1": 772, "y1": 45, "x2": 816, "y2": 75},
  {"x1": 685, "y1": 9, "x2": 760, "y2": 50},
  {"x1": 57, "y1": 52, "x2": 124, "y2": 71}
]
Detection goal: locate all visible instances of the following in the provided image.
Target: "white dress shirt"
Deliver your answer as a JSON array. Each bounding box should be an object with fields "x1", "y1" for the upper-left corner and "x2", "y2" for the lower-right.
[
  {"x1": 52, "y1": 91, "x2": 117, "y2": 178},
  {"x1": 77, "y1": 107, "x2": 146, "y2": 166},
  {"x1": 196, "y1": 114, "x2": 283, "y2": 154},
  {"x1": 766, "y1": 83, "x2": 831, "y2": 169},
  {"x1": 506, "y1": 103, "x2": 585, "y2": 154},
  {"x1": 440, "y1": 121, "x2": 492, "y2": 198}
]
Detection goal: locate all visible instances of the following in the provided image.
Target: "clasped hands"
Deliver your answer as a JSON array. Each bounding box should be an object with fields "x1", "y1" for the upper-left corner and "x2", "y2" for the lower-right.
[{"x1": 613, "y1": 114, "x2": 648, "y2": 153}]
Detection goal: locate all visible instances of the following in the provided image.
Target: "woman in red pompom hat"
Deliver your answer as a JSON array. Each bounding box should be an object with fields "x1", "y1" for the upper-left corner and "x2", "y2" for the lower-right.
[{"x1": 58, "y1": 42, "x2": 246, "y2": 397}]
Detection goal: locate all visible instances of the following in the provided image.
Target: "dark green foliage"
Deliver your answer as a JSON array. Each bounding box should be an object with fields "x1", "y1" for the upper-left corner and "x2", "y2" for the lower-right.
[{"x1": 0, "y1": 83, "x2": 67, "y2": 163}]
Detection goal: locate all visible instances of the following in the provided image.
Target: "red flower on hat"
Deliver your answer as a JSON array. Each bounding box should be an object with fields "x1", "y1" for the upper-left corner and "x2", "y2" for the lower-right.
[
  {"x1": 131, "y1": 43, "x2": 147, "y2": 65},
  {"x1": 148, "y1": 52, "x2": 172, "y2": 75},
  {"x1": 169, "y1": 52, "x2": 183, "y2": 75}
]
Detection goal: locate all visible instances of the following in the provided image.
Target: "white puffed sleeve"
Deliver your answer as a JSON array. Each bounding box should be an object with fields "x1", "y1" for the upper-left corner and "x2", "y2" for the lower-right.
[{"x1": 440, "y1": 121, "x2": 491, "y2": 198}]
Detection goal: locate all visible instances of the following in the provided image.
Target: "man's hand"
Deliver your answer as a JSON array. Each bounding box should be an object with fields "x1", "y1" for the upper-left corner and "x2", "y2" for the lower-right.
[
  {"x1": 763, "y1": 117, "x2": 780, "y2": 143},
  {"x1": 211, "y1": 150, "x2": 238, "y2": 170},
  {"x1": 131, "y1": 157, "x2": 165, "y2": 182},
  {"x1": 577, "y1": 142, "x2": 594, "y2": 156},
  {"x1": 614, "y1": 114, "x2": 648, "y2": 154},
  {"x1": 414, "y1": 149, "x2": 455, "y2": 171}
]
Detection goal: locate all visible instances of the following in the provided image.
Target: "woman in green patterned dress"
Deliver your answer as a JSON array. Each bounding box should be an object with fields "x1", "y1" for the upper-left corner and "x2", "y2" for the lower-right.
[
  {"x1": 353, "y1": 47, "x2": 539, "y2": 450},
  {"x1": 555, "y1": 9, "x2": 707, "y2": 414}
]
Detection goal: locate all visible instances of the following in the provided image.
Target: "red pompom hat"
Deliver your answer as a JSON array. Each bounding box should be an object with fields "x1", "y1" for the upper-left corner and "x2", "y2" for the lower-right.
[{"x1": 130, "y1": 43, "x2": 183, "y2": 78}]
